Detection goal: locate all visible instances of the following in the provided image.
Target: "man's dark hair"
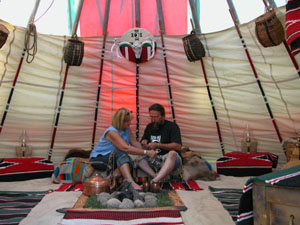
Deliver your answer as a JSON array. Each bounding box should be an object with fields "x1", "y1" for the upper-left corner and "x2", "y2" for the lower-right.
[{"x1": 149, "y1": 103, "x2": 165, "y2": 116}]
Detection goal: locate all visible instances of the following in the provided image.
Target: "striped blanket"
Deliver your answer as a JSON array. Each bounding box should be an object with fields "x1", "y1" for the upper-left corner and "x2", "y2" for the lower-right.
[
  {"x1": 55, "y1": 180, "x2": 202, "y2": 192},
  {"x1": 60, "y1": 209, "x2": 184, "y2": 225},
  {"x1": 286, "y1": 0, "x2": 300, "y2": 56},
  {"x1": 0, "y1": 190, "x2": 48, "y2": 225},
  {"x1": 209, "y1": 186, "x2": 243, "y2": 222}
]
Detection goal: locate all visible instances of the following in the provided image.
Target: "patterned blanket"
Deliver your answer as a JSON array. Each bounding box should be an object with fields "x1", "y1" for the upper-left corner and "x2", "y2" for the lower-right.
[
  {"x1": 0, "y1": 190, "x2": 48, "y2": 225},
  {"x1": 60, "y1": 209, "x2": 184, "y2": 225},
  {"x1": 216, "y1": 151, "x2": 278, "y2": 177},
  {"x1": 237, "y1": 165, "x2": 300, "y2": 225},
  {"x1": 0, "y1": 158, "x2": 54, "y2": 182},
  {"x1": 209, "y1": 186, "x2": 243, "y2": 222}
]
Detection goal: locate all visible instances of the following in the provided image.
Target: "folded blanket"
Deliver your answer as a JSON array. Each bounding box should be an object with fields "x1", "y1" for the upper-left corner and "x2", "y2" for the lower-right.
[{"x1": 286, "y1": 0, "x2": 300, "y2": 55}]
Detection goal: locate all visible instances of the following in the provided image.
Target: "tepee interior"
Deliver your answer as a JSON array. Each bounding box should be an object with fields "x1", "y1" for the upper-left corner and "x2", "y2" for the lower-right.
[{"x1": 0, "y1": 0, "x2": 299, "y2": 225}]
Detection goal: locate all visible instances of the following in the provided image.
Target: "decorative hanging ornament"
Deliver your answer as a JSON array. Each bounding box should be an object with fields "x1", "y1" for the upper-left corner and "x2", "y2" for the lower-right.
[{"x1": 111, "y1": 28, "x2": 156, "y2": 63}]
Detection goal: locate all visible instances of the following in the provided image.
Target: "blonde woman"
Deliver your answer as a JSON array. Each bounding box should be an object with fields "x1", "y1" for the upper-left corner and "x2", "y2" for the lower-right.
[{"x1": 90, "y1": 108, "x2": 157, "y2": 190}]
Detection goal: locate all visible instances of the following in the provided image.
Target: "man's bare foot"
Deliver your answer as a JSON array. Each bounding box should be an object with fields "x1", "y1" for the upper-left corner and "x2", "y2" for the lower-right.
[{"x1": 131, "y1": 182, "x2": 142, "y2": 190}]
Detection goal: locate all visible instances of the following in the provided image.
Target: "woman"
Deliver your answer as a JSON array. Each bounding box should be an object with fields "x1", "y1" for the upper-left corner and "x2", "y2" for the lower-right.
[{"x1": 90, "y1": 108, "x2": 157, "y2": 190}]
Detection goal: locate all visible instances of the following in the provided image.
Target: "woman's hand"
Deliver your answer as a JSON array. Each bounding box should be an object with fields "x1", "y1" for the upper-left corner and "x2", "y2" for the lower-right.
[
  {"x1": 146, "y1": 150, "x2": 157, "y2": 159},
  {"x1": 141, "y1": 139, "x2": 149, "y2": 149}
]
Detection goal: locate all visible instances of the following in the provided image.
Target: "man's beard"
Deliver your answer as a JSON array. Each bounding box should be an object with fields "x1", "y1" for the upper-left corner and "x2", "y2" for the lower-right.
[
  {"x1": 152, "y1": 122, "x2": 162, "y2": 131},
  {"x1": 152, "y1": 121, "x2": 162, "y2": 131}
]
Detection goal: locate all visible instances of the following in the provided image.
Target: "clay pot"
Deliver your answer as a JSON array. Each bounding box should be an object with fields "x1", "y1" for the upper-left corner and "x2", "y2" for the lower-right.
[
  {"x1": 83, "y1": 173, "x2": 110, "y2": 196},
  {"x1": 150, "y1": 182, "x2": 161, "y2": 193},
  {"x1": 142, "y1": 181, "x2": 150, "y2": 192}
]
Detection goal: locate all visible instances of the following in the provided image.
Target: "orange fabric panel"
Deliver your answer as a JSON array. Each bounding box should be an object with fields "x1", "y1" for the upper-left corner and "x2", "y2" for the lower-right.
[{"x1": 80, "y1": 0, "x2": 187, "y2": 37}]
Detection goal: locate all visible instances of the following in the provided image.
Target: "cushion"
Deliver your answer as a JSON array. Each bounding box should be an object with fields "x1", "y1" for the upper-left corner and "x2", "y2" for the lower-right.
[
  {"x1": 216, "y1": 151, "x2": 278, "y2": 177},
  {"x1": 52, "y1": 157, "x2": 89, "y2": 184},
  {"x1": 0, "y1": 157, "x2": 54, "y2": 182}
]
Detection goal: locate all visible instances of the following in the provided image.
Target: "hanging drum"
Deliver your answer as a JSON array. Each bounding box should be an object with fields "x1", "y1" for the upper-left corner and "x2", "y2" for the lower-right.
[
  {"x1": 255, "y1": 11, "x2": 285, "y2": 47},
  {"x1": 182, "y1": 31, "x2": 206, "y2": 62},
  {"x1": 0, "y1": 24, "x2": 9, "y2": 49},
  {"x1": 118, "y1": 28, "x2": 156, "y2": 63},
  {"x1": 64, "y1": 37, "x2": 84, "y2": 66}
]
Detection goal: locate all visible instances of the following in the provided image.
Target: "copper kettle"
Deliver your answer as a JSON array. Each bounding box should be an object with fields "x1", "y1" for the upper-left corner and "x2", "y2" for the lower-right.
[{"x1": 83, "y1": 172, "x2": 110, "y2": 196}]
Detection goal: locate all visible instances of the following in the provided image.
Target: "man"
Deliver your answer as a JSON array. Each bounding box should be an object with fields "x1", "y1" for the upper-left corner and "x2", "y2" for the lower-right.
[{"x1": 138, "y1": 103, "x2": 182, "y2": 183}]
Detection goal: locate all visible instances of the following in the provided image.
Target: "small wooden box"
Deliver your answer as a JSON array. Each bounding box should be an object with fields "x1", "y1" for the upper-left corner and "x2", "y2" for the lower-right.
[{"x1": 253, "y1": 180, "x2": 300, "y2": 225}]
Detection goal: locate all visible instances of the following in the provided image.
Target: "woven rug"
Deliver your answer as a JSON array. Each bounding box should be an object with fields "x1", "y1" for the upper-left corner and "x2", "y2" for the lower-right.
[
  {"x1": 162, "y1": 180, "x2": 203, "y2": 191},
  {"x1": 209, "y1": 186, "x2": 243, "y2": 222},
  {"x1": 55, "y1": 180, "x2": 202, "y2": 192},
  {"x1": 0, "y1": 190, "x2": 48, "y2": 225},
  {"x1": 60, "y1": 209, "x2": 184, "y2": 225},
  {"x1": 55, "y1": 183, "x2": 84, "y2": 192}
]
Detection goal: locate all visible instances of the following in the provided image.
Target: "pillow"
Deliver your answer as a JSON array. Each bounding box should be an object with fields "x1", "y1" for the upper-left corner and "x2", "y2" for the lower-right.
[
  {"x1": 0, "y1": 157, "x2": 54, "y2": 182},
  {"x1": 52, "y1": 157, "x2": 89, "y2": 184}
]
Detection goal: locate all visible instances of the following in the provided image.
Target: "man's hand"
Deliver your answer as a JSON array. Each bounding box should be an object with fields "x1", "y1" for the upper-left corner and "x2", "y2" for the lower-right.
[
  {"x1": 148, "y1": 142, "x2": 160, "y2": 150},
  {"x1": 146, "y1": 150, "x2": 157, "y2": 159},
  {"x1": 141, "y1": 139, "x2": 150, "y2": 149}
]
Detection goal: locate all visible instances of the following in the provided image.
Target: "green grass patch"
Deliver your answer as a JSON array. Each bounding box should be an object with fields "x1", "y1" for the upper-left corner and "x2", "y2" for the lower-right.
[{"x1": 84, "y1": 192, "x2": 173, "y2": 209}]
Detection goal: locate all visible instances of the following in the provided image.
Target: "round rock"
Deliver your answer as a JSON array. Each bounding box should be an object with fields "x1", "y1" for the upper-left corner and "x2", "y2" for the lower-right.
[
  {"x1": 134, "y1": 199, "x2": 145, "y2": 208},
  {"x1": 107, "y1": 198, "x2": 121, "y2": 208},
  {"x1": 119, "y1": 198, "x2": 134, "y2": 209}
]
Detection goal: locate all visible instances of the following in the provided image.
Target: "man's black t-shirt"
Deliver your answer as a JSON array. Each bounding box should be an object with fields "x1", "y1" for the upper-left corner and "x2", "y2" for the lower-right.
[{"x1": 142, "y1": 120, "x2": 182, "y2": 155}]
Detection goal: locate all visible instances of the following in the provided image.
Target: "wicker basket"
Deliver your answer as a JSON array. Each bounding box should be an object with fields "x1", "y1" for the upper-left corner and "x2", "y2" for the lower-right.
[
  {"x1": 284, "y1": 138, "x2": 300, "y2": 162},
  {"x1": 64, "y1": 38, "x2": 84, "y2": 66},
  {"x1": 182, "y1": 31, "x2": 205, "y2": 62},
  {"x1": 0, "y1": 24, "x2": 9, "y2": 49},
  {"x1": 255, "y1": 11, "x2": 285, "y2": 47}
]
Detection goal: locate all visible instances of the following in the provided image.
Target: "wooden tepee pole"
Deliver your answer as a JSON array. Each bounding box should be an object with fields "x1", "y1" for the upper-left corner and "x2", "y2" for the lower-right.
[
  {"x1": 189, "y1": 0, "x2": 225, "y2": 155},
  {"x1": 0, "y1": 0, "x2": 40, "y2": 134},
  {"x1": 156, "y1": 0, "x2": 176, "y2": 123},
  {"x1": 48, "y1": 0, "x2": 84, "y2": 160},
  {"x1": 227, "y1": 1, "x2": 285, "y2": 156},
  {"x1": 91, "y1": 0, "x2": 111, "y2": 149},
  {"x1": 135, "y1": 0, "x2": 141, "y2": 140}
]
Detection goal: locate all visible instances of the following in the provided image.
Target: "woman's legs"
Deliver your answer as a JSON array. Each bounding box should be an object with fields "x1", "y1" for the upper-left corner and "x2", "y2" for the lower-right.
[
  {"x1": 119, "y1": 163, "x2": 141, "y2": 190},
  {"x1": 115, "y1": 150, "x2": 142, "y2": 190}
]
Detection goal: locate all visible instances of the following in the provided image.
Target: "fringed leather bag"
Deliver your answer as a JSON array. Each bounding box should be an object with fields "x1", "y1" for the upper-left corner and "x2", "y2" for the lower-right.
[
  {"x1": 255, "y1": 11, "x2": 285, "y2": 47},
  {"x1": 182, "y1": 31, "x2": 206, "y2": 62},
  {"x1": 64, "y1": 37, "x2": 84, "y2": 66}
]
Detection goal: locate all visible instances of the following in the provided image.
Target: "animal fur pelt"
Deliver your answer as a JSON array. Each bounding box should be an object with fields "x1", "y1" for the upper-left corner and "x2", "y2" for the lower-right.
[
  {"x1": 64, "y1": 148, "x2": 91, "y2": 160},
  {"x1": 182, "y1": 152, "x2": 216, "y2": 181}
]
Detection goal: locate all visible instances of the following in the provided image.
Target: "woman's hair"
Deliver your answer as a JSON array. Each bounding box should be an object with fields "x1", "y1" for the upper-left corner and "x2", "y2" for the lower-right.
[{"x1": 111, "y1": 108, "x2": 133, "y2": 130}]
